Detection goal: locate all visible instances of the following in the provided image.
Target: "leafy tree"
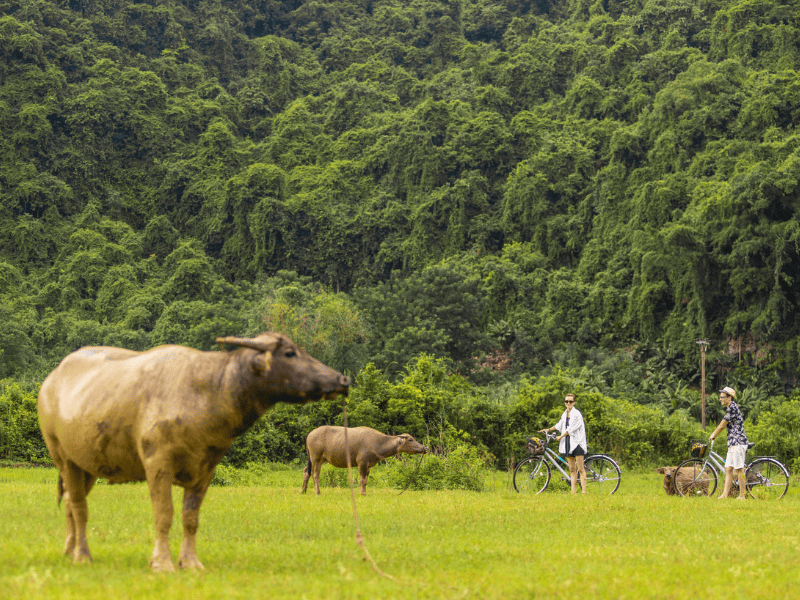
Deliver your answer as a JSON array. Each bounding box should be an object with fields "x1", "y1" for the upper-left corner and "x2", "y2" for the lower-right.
[
  {"x1": 356, "y1": 261, "x2": 487, "y2": 375},
  {"x1": 2, "y1": 0, "x2": 800, "y2": 467},
  {"x1": 151, "y1": 299, "x2": 243, "y2": 349},
  {"x1": 244, "y1": 271, "x2": 370, "y2": 375}
]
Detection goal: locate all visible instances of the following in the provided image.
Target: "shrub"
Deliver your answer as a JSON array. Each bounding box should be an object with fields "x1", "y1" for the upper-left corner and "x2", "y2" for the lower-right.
[
  {"x1": 385, "y1": 444, "x2": 489, "y2": 492},
  {"x1": 223, "y1": 417, "x2": 298, "y2": 468},
  {"x1": 747, "y1": 399, "x2": 800, "y2": 467},
  {"x1": 210, "y1": 464, "x2": 235, "y2": 486},
  {"x1": 0, "y1": 380, "x2": 49, "y2": 463},
  {"x1": 318, "y1": 464, "x2": 350, "y2": 489}
]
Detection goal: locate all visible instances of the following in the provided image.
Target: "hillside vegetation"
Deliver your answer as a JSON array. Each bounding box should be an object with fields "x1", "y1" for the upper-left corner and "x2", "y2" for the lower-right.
[{"x1": 2, "y1": 0, "x2": 800, "y2": 466}]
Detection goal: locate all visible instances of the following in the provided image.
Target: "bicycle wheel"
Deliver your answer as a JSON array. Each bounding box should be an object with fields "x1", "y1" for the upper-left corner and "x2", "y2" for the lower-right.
[
  {"x1": 746, "y1": 458, "x2": 790, "y2": 500},
  {"x1": 583, "y1": 455, "x2": 621, "y2": 494},
  {"x1": 513, "y1": 456, "x2": 550, "y2": 494},
  {"x1": 674, "y1": 458, "x2": 718, "y2": 497}
]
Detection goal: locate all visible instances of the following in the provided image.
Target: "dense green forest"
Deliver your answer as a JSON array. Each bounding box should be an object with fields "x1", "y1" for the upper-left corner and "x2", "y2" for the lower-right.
[{"x1": 2, "y1": 0, "x2": 800, "y2": 469}]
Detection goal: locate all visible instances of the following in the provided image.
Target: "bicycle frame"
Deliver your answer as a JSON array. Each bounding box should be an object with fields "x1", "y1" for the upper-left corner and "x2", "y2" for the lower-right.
[
  {"x1": 528, "y1": 432, "x2": 579, "y2": 482},
  {"x1": 696, "y1": 442, "x2": 727, "y2": 477},
  {"x1": 541, "y1": 446, "x2": 573, "y2": 482},
  {"x1": 515, "y1": 432, "x2": 622, "y2": 494},
  {"x1": 697, "y1": 441, "x2": 757, "y2": 481},
  {"x1": 535, "y1": 433, "x2": 612, "y2": 482}
]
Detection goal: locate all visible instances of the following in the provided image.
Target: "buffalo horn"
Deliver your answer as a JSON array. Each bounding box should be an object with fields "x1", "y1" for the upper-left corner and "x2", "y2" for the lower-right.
[{"x1": 215, "y1": 334, "x2": 280, "y2": 352}]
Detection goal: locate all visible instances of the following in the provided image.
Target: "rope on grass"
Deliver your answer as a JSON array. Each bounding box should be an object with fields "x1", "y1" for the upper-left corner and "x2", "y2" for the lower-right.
[
  {"x1": 342, "y1": 397, "x2": 396, "y2": 581},
  {"x1": 397, "y1": 453, "x2": 425, "y2": 496},
  {"x1": 339, "y1": 400, "x2": 471, "y2": 599}
]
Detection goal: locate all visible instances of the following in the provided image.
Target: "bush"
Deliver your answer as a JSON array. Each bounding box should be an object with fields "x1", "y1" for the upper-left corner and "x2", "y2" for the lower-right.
[
  {"x1": 223, "y1": 417, "x2": 298, "y2": 468},
  {"x1": 385, "y1": 444, "x2": 489, "y2": 492},
  {"x1": 210, "y1": 463, "x2": 235, "y2": 486},
  {"x1": 210, "y1": 462, "x2": 296, "y2": 486},
  {"x1": 747, "y1": 400, "x2": 800, "y2": 467},
  {"x1": 318, "y1": 464, "x2": 350, "y2": 489},
  {"x1": 0, "y1": 380, "x2": 49, "y2": 463}
]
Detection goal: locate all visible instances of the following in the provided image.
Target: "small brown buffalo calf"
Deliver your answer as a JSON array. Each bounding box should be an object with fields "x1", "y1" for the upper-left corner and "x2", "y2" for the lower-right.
[
  {"x1": 657, "y1": 466, "x2": 760, "y2": 497},
  {"x1": 655, "y1": 466, "x2": 710, "y2": 496},
  {"x1": 655, "y1": 466, "x2": 681, "y2": 495}
]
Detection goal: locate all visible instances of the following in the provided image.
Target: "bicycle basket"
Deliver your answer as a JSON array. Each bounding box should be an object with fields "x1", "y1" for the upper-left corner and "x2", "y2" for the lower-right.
[
  {"x1": 526, "y1": 437, "x2": 545, "y2": 456},
  {"x1": 690, "y1": 440, "x2": 708, "y2": 458}
]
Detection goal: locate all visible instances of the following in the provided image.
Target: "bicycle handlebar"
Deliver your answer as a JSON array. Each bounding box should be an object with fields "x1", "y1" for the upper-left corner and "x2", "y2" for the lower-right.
[{"x1": 535, "y1": 431, "x2": 559, "y2": 443}]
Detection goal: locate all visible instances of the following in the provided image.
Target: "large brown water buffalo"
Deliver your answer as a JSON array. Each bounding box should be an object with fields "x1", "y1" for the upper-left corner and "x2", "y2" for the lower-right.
[
  {"x1": 37, "y1": 332, "x2": 349, "y2": 572},
  {"x1": 301, "y1": 426, "x2": 426, "y2": 496}
]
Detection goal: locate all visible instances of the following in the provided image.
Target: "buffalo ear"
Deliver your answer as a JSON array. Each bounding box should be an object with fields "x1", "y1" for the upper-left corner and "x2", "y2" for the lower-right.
[
  {"x1": 217, "y1": 334, "x2": 279, "y2": 374},
  {"x1": 655, "y1": 467, "x2": 666, "y2": 474},
  {"x1": 257, "y1": 351, "x2": 273, "y2": 373}
]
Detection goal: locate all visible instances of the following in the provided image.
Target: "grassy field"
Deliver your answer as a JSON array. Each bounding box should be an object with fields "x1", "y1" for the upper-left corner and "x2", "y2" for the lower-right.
[{"x1": 1, "y1": 464, "x2": 798, "y2": 599}]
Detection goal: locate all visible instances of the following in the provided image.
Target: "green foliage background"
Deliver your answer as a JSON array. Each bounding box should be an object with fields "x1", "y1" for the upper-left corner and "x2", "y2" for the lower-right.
[{"x1": 2, "y1": 0, "x2": 800, "y2": 469}]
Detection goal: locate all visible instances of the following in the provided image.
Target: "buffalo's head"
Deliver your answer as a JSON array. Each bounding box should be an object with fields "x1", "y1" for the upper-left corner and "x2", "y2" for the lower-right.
[
  {"x1": 216, "y1": 333, "x2": 350, "y2": 404},
  {"x1": 397, "y1": 434, "x2": 427, "y2": 455},
  {"x1": 655, "y1": 466, "x2": 678, "y2": 482}
]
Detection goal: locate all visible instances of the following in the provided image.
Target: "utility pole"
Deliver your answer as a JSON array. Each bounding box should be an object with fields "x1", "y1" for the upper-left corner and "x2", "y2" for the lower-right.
[{"x1": 696, "y1": 339, "x2": 710, "y2": 430}]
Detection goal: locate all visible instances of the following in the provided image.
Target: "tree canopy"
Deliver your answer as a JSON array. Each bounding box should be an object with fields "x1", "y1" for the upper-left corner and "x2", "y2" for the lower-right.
[{"x1": 1, "y1": 0, "x2": 799, "y2": 440}]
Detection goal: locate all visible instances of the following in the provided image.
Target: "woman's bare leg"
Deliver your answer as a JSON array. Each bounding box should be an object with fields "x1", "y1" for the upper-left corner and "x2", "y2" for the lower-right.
[
  {"x1": 576, "y1": 454, "x2": 587, "y2": 493},
  {"x1": 567, "y1": 457, "x2": 578, "y2": 493}
]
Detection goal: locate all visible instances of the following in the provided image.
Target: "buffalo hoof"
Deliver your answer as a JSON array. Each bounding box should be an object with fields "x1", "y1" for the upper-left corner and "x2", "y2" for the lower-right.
[
  {"x1": 72, "y1": 548, "x2": 93, "y2": 564},
  {"x1": 150, "y1": 555, "x2": 176, "y2": 573},
  {"x1": 179, "y1": 555, "x2": 205, "y2": 570}
]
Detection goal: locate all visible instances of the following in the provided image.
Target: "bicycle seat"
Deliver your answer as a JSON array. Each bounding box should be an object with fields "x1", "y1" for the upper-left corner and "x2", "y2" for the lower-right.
[{"x1": 747, "y1": 442, "x2": 755, "y2": 449}]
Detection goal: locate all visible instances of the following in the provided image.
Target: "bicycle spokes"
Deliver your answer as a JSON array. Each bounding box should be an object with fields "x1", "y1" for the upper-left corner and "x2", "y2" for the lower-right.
[{"x1": 746, "y1": 459, "x2": 789, "y2": 500}]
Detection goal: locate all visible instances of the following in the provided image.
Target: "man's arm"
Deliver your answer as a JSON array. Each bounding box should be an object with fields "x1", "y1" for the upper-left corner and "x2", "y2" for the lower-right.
[{"x1": 709, "y1": 419, "x2": 728, "y2": 441}]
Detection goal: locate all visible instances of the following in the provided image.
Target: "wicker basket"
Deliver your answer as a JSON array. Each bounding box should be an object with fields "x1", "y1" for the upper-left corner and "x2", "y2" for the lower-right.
[
  {"x1": 526, "y1": 437, "x2": 545, "y2": 456},
  {"x1": 690, "y1": 440, "x2": 708, "y2": 458}
]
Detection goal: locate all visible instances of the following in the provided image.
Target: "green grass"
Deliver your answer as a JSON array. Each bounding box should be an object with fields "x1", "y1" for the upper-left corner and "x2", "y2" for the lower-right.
[{"x1": 1, "y1": 465, "x2": 798, "y2": 599}]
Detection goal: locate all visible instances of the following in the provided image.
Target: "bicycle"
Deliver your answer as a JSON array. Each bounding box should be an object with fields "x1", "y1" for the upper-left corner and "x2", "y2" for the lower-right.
[
  {"x1": 673, "y1": 439, "x2": 790, "y2": 500},
  {"x1": 513, "y1": 432, "x2": 621, "y2": 494}
]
